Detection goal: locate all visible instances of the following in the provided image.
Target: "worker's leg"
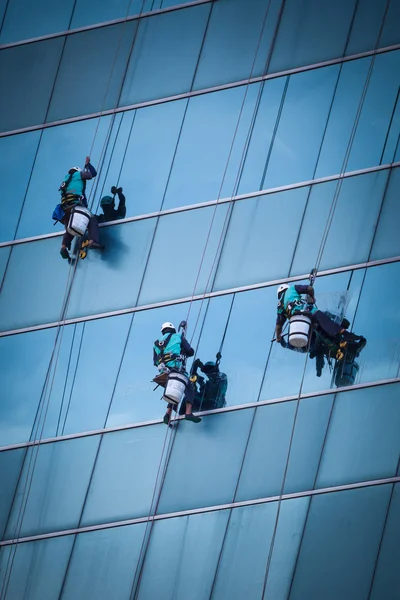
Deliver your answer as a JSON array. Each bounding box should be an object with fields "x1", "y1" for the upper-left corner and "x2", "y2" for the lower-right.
[
  {"x1": 60, "y1": 218, "x2": 74, "y2": 259},
  {"x1": 183, "y1": 383, "x2": 201, "y2": 423},
  {"x1": 313, "y1": 310, "x2": 362, "y2": 342},
  {"x1": 163, "y1": 403, "x2": 173, "y2": 425}
]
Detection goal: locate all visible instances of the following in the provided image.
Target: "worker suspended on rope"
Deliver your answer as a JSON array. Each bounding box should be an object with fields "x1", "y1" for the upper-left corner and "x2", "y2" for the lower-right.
[
  {"x1": 53, "y1": 157, "x2": 103, "y2": 260},
  {"x1": 97, "y1": 186, "x2": 126, "y2": 223},
  {"x1": 275, "y1": 284, "x2": 363, "y2": 343},
  {"x1": 153, "y1": 322, "x2": 201, "y2": 425},
  {"x1": 187, "y1": 353, "x2": 228, "y2": 412}
]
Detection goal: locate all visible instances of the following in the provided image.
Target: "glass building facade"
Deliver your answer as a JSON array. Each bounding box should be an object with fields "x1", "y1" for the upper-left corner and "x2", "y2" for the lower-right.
[{"x1": 0, "y1": 0, "x2": 399, "y2": 597}]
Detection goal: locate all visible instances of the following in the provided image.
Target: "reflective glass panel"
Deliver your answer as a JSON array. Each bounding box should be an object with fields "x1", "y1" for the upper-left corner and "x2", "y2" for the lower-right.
[
  {"x1": 371, "y1": 168, "x2": 400, "y2": 260},
  {"x1": 0, "y1": 536, "x2": 74, "y2": 600},
  {"x1": 47, "y1": 22, "x2": 138, "y2": 122},
  {"x1": 61, "y1": 523, "x2": 146, "y2": 600},
  {"x1": 0, "y1": 130, "x2": 41, "y2": 243},
  {"x1": 120, "y1": 4, "x2": 211, "y2": 105},
  {"x1": 193, "y1": 0, "x2": 282, "y2": 89},
  {"x1": 269, "y1": 0, "x2": 357, "y2": 73},
  {"x1": 0, "y1": 38, "x2": 64, "y2": 132},
  {"x1": 370, "y1": 483, "x2": 400, "y2": 600},
  {"x1": 290, "y1": 170, "x2": 389, "y2": 274},
  {"x1": 157, "y1": 409, "x2": 255, "y2": 514},
  {"x1": 317, "y1": 384, "x2": 400, "y2": 488},
  {"x1": 290, "y1": 485, "x2": 392, "y2": 600},
  {"x1": 4, "y1": 436, "x2": 99, "y2": 539},
  {"x1": 0, "y1": 0, "x2": 74, "y2": 44},
  {"x1": 0, "y1": 448, "x2": 25, "y2": 539},
  {"x1": 81, "y1": 425, "x2": 168, "y2": 526},
  {"x1": 136, "y1": 510, "x2": 230, "y2": 600}
]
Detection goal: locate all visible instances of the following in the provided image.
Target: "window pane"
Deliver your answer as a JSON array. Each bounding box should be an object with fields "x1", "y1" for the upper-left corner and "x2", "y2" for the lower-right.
[
  {"x1": 371, "y1": 168, "x2": 400, "y2": 260},
  {"x1": 4, "y1": 436, "x2": 99, "y2": 539},
  {"x1": 61, "y1": 523, "x2": 146, "y2": 600},
  {"x1": 0, "y1": 448, "x2": 25, "y2": 539},
  {"x1": 157, "y1": 409, "x2": 255, "y2": 515},
  {"x1": 47, "y1": 23, "x2": 138, "y2": 122},
  {"x1": 290, "y1": 485, "x2": 392, "y2": 600},
  {"x1": 81, "y1": 426, "x2": 169, "y2": 526},
  {"x1": 380, "y1": 0, "x2": 400, "y2": 47},
  {"x1": 0, "y1": 0, "x2": 74, "y2": 44},
  {"x1": 316, "y1": 384, "x2": 400, "y2": 488},
  {"x1": 193, "y1": 0, "x2": 282, "y2": 89},
  {"x1": 16, "y1": 116, "x2": 112, "y2": 240},
  {"x1": 0, "y1": 328, "x2": 56, "y2": 446},
  {"x1": 213, "y1": 187, "x2": 309, "y2": 291},
  {"x1": 235, "y1": 396, "x2": 335, "y2": 502},
  {"x1": 0, "y1": 536, "x2": 74, "y2": 600},
  {"x1": 269, "y1": 0, "x2": 356, "y2": 73},
  {"x1": 346, "y1": 0, "x2": 391, "y2": 55},
  {"x1": 0, "y1": 130, "x2": 41, "y2": 243},
  {"x1": 136, "y1": 510, "x2": 230, "y2": 600},
  {"x1": 137, "y1": 204, "x2": 228, "y2": 305},
  {"x1": 370, "y1": 483, "x2": 400, "y2": 600},
  {"x1": 263, "y1": 65, "x2": 340, "y2": 189},
  {"x1": 290, "y1": 170, "x2": 389, "y2": 274},
  {"x1": 315, "y1": 51, "x2": 400, "y2": 178},
  {"x1": 120, "y1": 4, "x2": 211, "y2": 106},
  {"x1": 0, "y1": 38, "x2": 64, "y2": 132}
]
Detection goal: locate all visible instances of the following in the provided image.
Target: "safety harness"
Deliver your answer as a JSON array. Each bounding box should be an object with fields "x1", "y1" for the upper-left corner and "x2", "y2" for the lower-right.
[{"x1": 153, "y1": 333, "x2": 183, "y2": 369}]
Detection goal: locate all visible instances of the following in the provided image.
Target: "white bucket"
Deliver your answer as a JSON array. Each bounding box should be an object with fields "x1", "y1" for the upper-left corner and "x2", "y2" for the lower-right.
[
  {"x1": 289, "y1": 314, "x2": 311, "y2": 348},
  {"x1": 163, "y1": 372, "x2": 188, "y2": 405},
  {"x1": 67, "y1": 206, "x2": 91, "y2": 237}
]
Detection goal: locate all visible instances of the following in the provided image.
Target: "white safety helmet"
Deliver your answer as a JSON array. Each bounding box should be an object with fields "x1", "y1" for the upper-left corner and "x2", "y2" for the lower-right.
[
  {"x1": 71, "y1": 166, "x2": 82, "y2": 172},
  {"x1": 161, "y1": 322, "x2": 176, "y2": 333},
  {"x1": 277, "y1": 284, "x2": 289, "y2": 298}
]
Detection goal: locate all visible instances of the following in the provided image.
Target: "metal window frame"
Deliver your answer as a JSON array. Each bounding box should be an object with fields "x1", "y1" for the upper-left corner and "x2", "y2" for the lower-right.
[
  {"x1": 1, "y1": 475, "x2": 398, "y2": 546},
  {"x1": 0, "y1": 162, "x2": 398, "y2": 249},
  {"x1": 0, "y1": 377, "x2": 398, "y2": 452},
  {"x1": 0, "y1": 254, "x2": 399, "y2": 338},
  {"x1": 0, "y1": 43, "x2": 399, "y2": 139},
  {"x1": 0, "y1": 0, "x2": 213, "y2": 49}
]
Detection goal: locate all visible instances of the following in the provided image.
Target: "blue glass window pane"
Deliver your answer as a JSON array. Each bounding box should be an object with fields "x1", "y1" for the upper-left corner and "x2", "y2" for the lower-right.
[
  {"x1": 269, "y1": 0, "x2": 356, "y2": 73},
  {"x1": 317, "y1": 384, "x2": 400, "y2": 488},
  {"x1": 47, "y1": 23, "x2": 137, "y2": 122},
  {"x1": 235, "y1": 396, "x2": 334, "y2": 501},
  {"x1": 0, "y1": 247, "x2": 10, "y2": 287},
  {"x1": 0, "y1": 328, "x2": 56, "y2": 446},
  {"x1": 66, "y1": 219, "x2": 156, "y2": 319},
  {"x1": 380, "y1": 0, "x2": 400, "y2": 47},
  {"x1": 0, "y1": 130, "x2": 40, "y2": 243},
  {"x1": 0, "y1": 448, "x2": 25, "y2": 539},
  {"x1": 381, "y1": 95, "x2": 400, "y2": 164},
  {"x1": 120, "y1": 4, "x2": 210, "y2": 106},
  {"x1": 353, "y1": 262, "x2": 400, "y2": 383},
  {"x1": 236, "y1": 78, "x2": 287, "y2": 195},
  {"x1": 0, "y1": 238, "x2": 70, "y2": 332},
  {"x1": 263, "y1": 65, "x2": 339, "y2": 189},
  {"x1": 290, "y1": 485, "x2": 392, "y2": 600},
  {"x1": 0, "y1": 0, "x2": 74, "y2": 44},
  {"x1": 0, "y1": 38, "x2": 64, "y2": 133},
  {"x1": 137, "y1": 204, "x2": 228, "y2": 305},
  {"x1": 162, "y1": 86, "x2": 248, "y2": 209},
  {"x1": 81, "y1": 426, "x2": 168, "y2": 526},
  {"x1": 193, "y1": 0, "x2": 282, "y2": 90},
  {"x1": 0, "y1": 536, "x2": 74, "y2": 600},
  {"x1": 16, "y1": 116, "x2": 112, "y2": 240},
  {"x1": 99, "y1": 101, "x2": 186, "y2": 217},
  {"x1": 371, "y1": 168, "x2": 400, "y2": 260},
  {"x1": 137, "y1": 510, "x2": 230, "y2": 599},
  {"x1": 213, "y1": 187, "x2": 309, "y2": 290},
  {"x1": 346, "y1": 51, "x2": 400, "y2": 172},
  {"x1": 290, "y1": 170, "x2": 389, "y2": 275},
  {"x1": 370, "y1": 483, "x2": 400, "y2": 600},
  {"x1": 157, "y1": 409, "x2": 255, "y2": 514},
  {"x1": 4, "y1": 436, "x2": 99, "y2": 539},
  {"x1": 62, "y1": 523, "x2": 147, "y2": 600},
  {"x1": 346, "y1": 0, "x2": 390, "y2": 55}
]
